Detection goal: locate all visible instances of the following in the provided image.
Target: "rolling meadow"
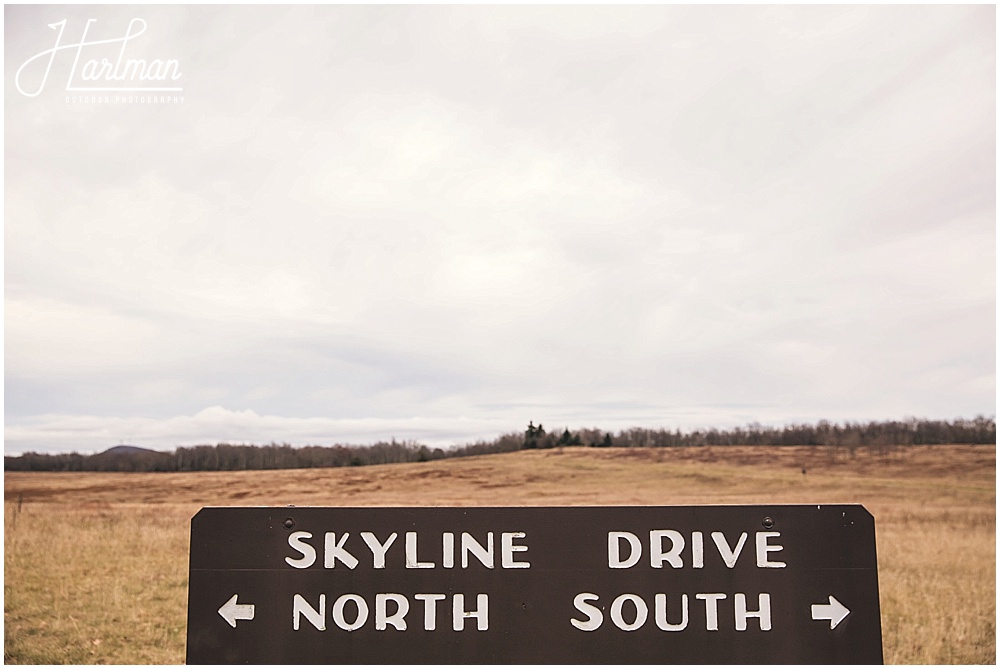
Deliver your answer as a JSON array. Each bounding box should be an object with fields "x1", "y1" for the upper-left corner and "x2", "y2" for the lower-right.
[{"x1": 4, "y1": 443, "x2": 995, "y2": 664}]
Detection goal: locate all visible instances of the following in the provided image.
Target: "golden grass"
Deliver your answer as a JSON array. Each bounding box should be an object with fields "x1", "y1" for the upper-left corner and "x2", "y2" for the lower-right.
[
  {"x1": 4, "y1": 444, "x2": 995, "y2": 664},
  {"x1": 4, "y1": 503, "x2": 191, "y2": 664}
]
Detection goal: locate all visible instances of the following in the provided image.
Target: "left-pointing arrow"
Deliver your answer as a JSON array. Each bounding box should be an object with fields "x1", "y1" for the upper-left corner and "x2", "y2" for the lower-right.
[{"x1": 218, "y1": 594, "x2": 255, "y2": 628}]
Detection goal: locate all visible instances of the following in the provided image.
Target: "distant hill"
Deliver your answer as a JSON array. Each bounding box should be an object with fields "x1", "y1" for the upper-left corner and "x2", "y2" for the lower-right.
[
  {"x1": 100, "y1": 445, "x2": 164, "y2": 457},
  {"x1": 82, "y1": 445, "x2": 174, "y2": 471}
]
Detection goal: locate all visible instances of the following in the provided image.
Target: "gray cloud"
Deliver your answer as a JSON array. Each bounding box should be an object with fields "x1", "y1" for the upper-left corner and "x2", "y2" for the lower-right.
[{"x1": 5, "y1": 5, "x2": 995, "y2": 455}]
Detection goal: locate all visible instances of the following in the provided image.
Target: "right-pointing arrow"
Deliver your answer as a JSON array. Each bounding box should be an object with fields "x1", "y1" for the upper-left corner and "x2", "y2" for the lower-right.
[{"x1": 811, "y1": 595, "x2": 850, "y2": 629}]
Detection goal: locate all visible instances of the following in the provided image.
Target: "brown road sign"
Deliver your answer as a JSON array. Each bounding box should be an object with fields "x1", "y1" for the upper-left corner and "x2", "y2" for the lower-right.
[{"x1": 186, "y1": 505, "x2": 882, "y2": 664}]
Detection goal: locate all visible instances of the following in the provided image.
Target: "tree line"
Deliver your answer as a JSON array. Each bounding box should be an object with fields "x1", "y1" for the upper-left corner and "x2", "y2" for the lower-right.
[{"x1": 4, "y1": 416, "x2": 994, "y2": 472}]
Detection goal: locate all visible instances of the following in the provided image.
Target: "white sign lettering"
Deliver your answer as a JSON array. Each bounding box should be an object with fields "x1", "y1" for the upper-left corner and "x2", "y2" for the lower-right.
[
  {"x1": 293, "y1": 592, "x2": 489, "y2": 632},
  {"x1": 608, "y1": 530, "x2": 786, "y2": 569},
  {"x1": 285, "y1": 530, "x2": 531, "y2": 570}
]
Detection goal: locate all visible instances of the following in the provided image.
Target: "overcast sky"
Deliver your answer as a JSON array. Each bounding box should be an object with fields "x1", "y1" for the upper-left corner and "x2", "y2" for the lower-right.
[{"x1": 4, "y1": 5, "x2": 995, "y2": 455}]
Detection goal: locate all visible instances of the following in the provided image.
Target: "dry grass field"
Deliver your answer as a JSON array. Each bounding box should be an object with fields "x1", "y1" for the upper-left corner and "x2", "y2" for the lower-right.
[{"x1": 4, "y1": 443, "x2": 995, "y2": 664}]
